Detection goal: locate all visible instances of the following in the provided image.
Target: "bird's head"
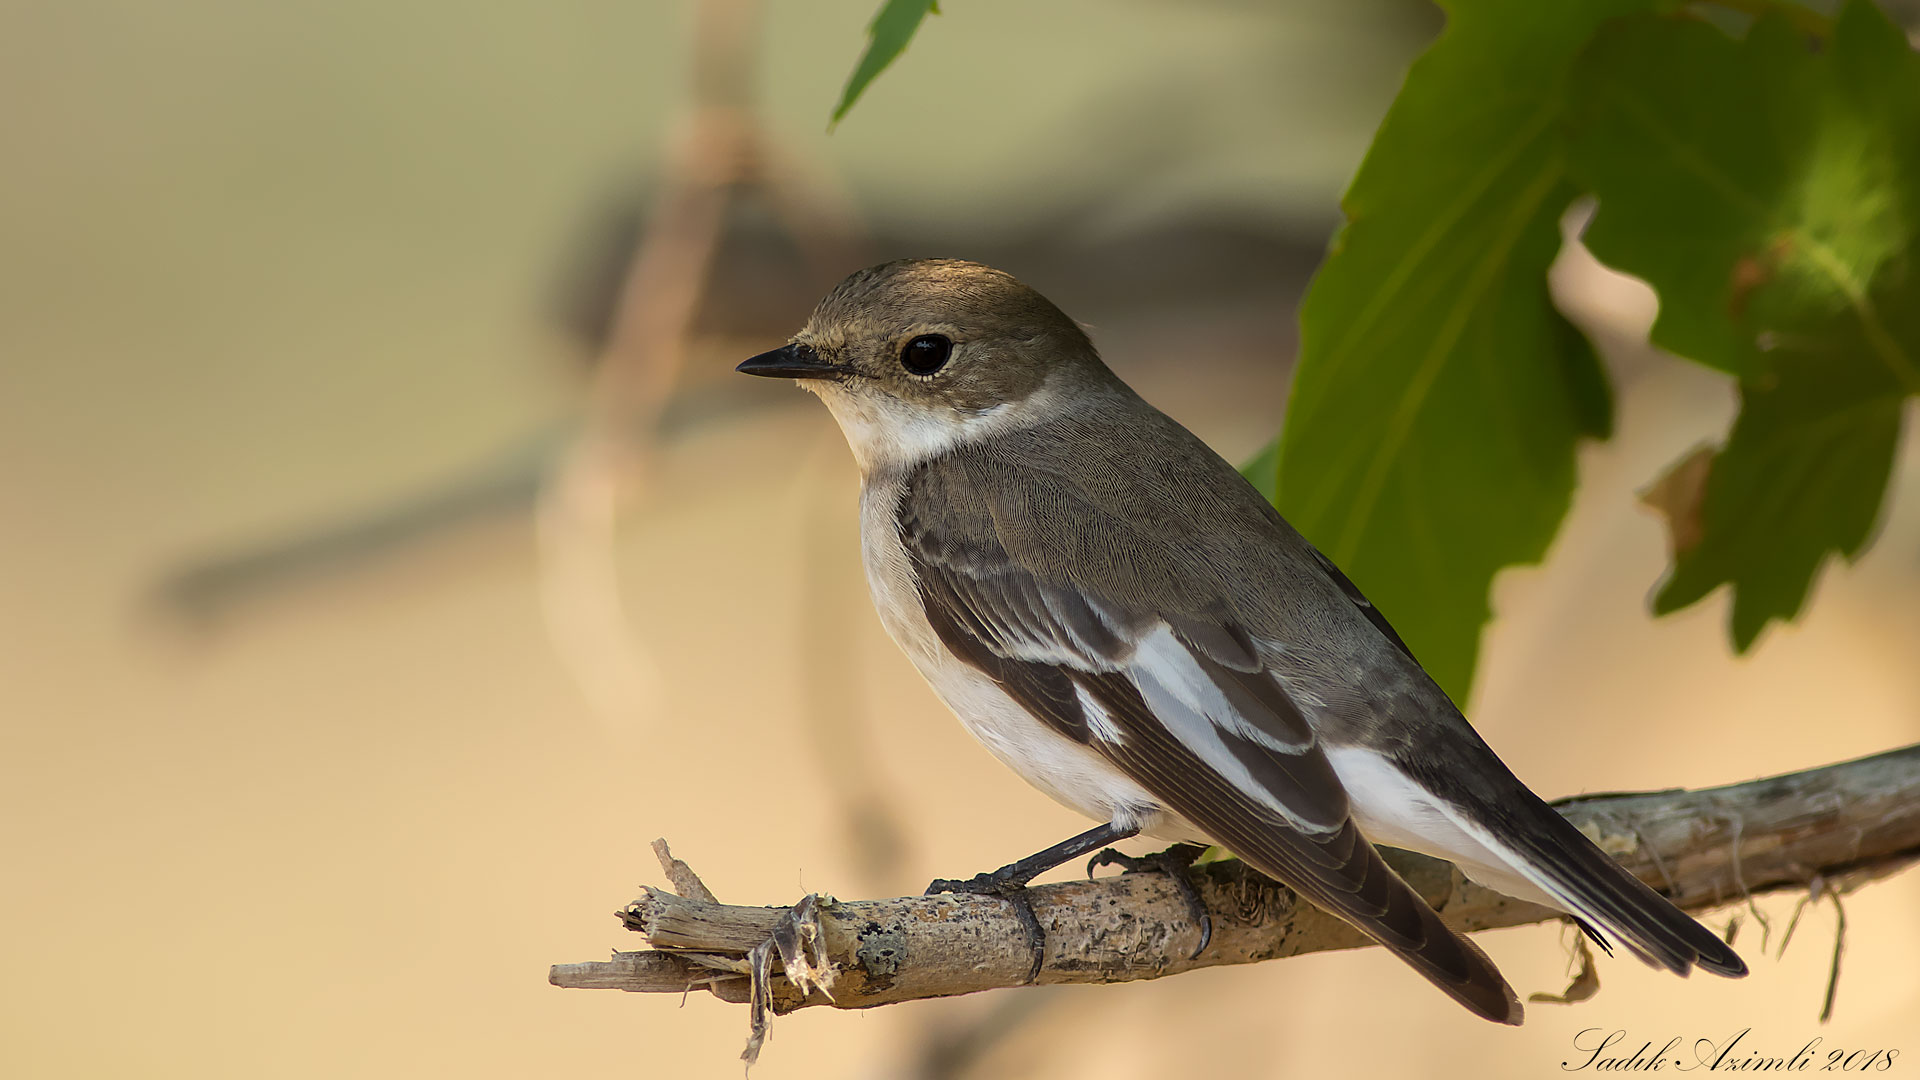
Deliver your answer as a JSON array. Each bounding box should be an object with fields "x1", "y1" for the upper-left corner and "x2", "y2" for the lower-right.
[{"x1": 738, "y1": 259, "x2": 1106, "y2": 472}]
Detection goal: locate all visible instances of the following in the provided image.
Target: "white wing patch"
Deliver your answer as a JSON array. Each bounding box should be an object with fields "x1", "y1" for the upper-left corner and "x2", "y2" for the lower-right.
[
  {"x1": 1325, "y1": 745, "x2": 1565, "y2": 911},
  {"x1": 1074, "y1": 683, "x2": 1125, "y2": 745},
  {"x1": 1130, "y1": 625, "x2": 1303, "y2": 751},
  {"x1": 1124, "y1": 624, "x2": 1325, "y2": 829}
]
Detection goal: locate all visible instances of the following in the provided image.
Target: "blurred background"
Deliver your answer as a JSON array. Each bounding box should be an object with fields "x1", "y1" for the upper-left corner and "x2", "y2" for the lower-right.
[{"x1": 3, "y1": 1, "x2": 1918, "y2": 1077}]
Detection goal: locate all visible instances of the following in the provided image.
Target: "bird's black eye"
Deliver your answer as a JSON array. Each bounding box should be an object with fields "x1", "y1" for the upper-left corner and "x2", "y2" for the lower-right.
[{"x1": 899, "y1": 334, "x2": 952, "y2": 376}]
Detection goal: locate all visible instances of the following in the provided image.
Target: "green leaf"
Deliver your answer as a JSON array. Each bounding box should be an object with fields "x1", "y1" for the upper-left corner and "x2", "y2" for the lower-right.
[
  {"x1": 1653, "y1": 366, "x2": 1903, "y2": 649},
  {"x1": 831, "y1": 0, "x2": 940, "y2": 127},
  {"x1": 1570, "y1": 0, "x2": 1920, "y2": 648},
  {"x1": 1277, "y1": 0, "x2": 1641, "y2": 703}
]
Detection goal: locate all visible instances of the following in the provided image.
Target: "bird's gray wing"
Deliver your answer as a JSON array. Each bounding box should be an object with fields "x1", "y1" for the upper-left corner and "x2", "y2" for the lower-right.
[
  {"x1": 897, "y1": 460, "x2": 1522, "y2": 1024},
  {"x1": 1291, "y1": 534, "x2": 1747, "y2": 979}
]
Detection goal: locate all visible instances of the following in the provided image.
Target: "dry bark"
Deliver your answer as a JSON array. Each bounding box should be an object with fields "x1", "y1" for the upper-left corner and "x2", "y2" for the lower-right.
[{"x1": 550, "y1": 743, "x2": 1920, "y2": 1052}]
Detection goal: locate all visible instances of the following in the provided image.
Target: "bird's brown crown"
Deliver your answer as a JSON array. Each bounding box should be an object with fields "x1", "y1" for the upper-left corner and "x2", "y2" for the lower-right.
[{"x1": 795, "y1": 259, "x2": 1104, "y2": 413}]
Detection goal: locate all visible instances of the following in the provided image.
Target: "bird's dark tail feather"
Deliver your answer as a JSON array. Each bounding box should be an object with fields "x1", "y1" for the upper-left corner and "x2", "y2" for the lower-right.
[
  {"x1": 1222, "y1": 821, "x2": 1526, "y2": 1025},
  {"x1": 1493, "y1": 791, "x2": 1748, "y2": 979},
  {"x1": 1084, "y1": 675, "x2": 1528, "y2": 1023},
  {"x1": 1371, "y1": 892, "x2": 1528, "y2": 1026}
]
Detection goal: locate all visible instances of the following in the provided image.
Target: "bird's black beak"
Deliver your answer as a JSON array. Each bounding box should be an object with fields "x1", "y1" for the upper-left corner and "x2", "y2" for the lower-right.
[{"x1": 736, "y1": 342, "x2": 841, "y2": 381}]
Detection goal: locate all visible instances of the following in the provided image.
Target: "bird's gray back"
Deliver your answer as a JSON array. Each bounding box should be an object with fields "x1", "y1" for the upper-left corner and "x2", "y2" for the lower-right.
[{"x1": 899, "y1": 386, "x2": 1458, "y2": 754}]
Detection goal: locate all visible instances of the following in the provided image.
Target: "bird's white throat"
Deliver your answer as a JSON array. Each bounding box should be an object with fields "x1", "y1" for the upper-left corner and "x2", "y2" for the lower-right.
[{"x1": 808, "y1": 381, "x2": 1052, "y2": 475}]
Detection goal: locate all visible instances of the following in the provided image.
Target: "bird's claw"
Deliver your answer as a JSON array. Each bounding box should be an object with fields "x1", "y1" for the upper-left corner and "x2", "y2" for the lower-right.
[
  {"x1": 925, "y1": 873, "x2": 1047, "y2": 983},
  {"x1": 1085, "y1": 843, "x2": 1213, "y2": 959}
]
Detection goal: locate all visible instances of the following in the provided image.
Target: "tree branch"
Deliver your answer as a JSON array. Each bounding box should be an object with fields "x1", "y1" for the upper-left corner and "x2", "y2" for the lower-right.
[{"x1": 551, "y1": 744, "x2": 1920, "y2": 1027}]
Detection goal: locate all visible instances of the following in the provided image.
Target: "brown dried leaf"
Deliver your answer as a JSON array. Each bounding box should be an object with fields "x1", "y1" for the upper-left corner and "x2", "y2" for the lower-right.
[
  {"x1": 1639, "y1": 444, "x2": 1716, "y2": 558},
  {"x1": 1528, "y1": 931, "x2": 1601, "y2": 1005}
]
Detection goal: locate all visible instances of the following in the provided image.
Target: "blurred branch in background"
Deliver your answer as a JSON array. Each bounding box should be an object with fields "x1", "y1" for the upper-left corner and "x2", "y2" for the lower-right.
[
  {"x1": 150, "y1": 427, "x2": 564, "y2": 625},
  {"x1": 554, "y1": 743, "x2": 1920, "y2": 1063},
  {"x1": 147, "y1": 0, "x2": 868, "y2": 729},
  {"x1": 534, "y1": 0, "x2": 757, "y2": 728},
  {"x1": 146, "y1": 0, "x2": 912, "y2": 931},
  {"x1": 148, "y1": 0, "x2": 858, "y2": 643}
]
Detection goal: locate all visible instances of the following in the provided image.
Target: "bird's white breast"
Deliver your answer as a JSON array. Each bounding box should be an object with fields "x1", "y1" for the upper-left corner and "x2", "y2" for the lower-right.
[{"x1": 857, "y1": 472, "x2": 1179, "y2": 837}]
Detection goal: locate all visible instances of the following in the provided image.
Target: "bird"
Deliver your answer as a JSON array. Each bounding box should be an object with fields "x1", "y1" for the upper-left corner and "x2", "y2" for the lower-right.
[{"x1": 736, "y1": 258, "x2": 1746, "y2": 1024}]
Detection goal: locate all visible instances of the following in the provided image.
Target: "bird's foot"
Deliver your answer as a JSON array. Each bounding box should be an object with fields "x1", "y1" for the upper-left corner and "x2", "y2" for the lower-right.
[
  {"x1": 1086, "y1": 842, "x2": 1214, "y2": 958},
  {"x1": 925, "y1": 870, "x2": 1047, "y2": 983}
]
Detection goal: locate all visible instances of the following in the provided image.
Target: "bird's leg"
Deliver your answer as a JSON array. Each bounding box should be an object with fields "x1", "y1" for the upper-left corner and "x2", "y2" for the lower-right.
[
  {"x1": 1086, "y1": 842, "x2": 1214, "y2": 958},
  {"x1": 926, "y1": 821, "x2": 1139, "y2": 982}
]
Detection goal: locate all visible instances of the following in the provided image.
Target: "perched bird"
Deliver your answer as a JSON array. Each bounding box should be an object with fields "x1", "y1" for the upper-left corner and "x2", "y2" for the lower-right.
[{"x1": 738, "y1": 259, "x2": 1745, "y2": 1024}]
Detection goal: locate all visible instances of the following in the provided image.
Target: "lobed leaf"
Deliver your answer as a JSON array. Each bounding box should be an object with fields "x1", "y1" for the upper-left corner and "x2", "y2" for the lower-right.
[
  {"x1": 1570, "y1": 0, "x2": 1920, "y2": 648},
  {"x1": 1277, "y1": 0, "x2": 1643, "y2": 702}
]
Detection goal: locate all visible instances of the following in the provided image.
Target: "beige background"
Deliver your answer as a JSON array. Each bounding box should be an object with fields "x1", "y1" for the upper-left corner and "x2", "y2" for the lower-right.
[{"x1": 3, "y1": 2, "x2": 1916, "y2": 1077}]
